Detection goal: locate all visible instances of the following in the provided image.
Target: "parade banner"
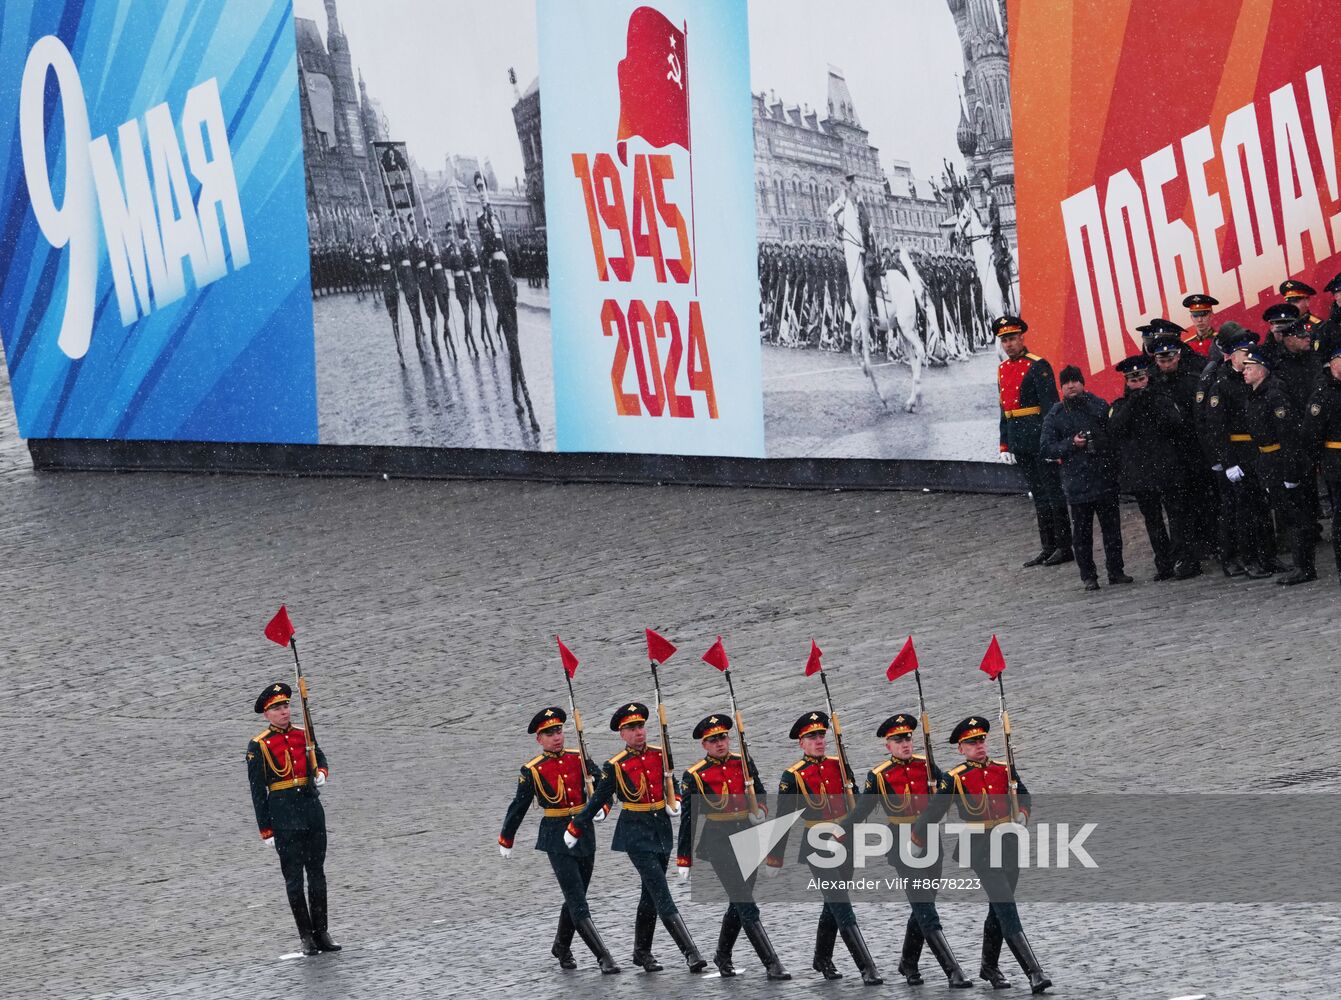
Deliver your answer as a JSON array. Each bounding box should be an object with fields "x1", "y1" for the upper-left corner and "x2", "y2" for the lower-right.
[
  {"x1": 1013, "y1": 0, "x2": 1341, "y2": 400},
  {"x1": 0, "y1": 1, "x2": 316, "y2": 443},
  {"x1": 540, "y1": 0, "x2": 765, "y2": 456}
]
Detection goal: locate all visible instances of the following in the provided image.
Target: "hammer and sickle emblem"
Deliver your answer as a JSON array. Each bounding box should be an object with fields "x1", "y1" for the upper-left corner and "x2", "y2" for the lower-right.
[{"x1": 667, "y1": 45, "x2": 683, "y2": 89}]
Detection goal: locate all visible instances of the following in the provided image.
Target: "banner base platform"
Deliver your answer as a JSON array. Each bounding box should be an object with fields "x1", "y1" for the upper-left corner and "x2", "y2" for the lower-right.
[{"x1": 27, "y1": 439, "x2": 1028, "y2": 495}]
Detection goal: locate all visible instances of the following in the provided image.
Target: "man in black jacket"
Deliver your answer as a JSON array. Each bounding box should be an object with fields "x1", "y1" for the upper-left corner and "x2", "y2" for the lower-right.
[
  {"x1": 1151, "y1": 336, "x2": 1217, "y2": 560},
  {"x1": 1303, "y1": 344, "x2": 1341, "y2": 585},
  {"x1": 1041, "y1": 367, "x2": 1130, "y2": 590},
  {"x1": 1109, "y1": 354, "x2": 1199, "y2": 579},
  {"x1": 1242, "y1": 348, "x2": 1317, "y2": 584}
]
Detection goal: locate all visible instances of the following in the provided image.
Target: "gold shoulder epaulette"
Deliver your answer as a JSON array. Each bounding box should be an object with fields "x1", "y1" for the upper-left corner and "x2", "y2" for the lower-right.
[
  {"x1": 1026, "y1": 353, "x2": 1042, "y2": 362},
  {"x1": 609, "y1": 749, "x2": 629, "y2": 765},
  {"x1": 686, "y1": 759, "x2": 708, "y2": 775},
  {"x1": 870, "y1": 759, "x2": 891, "y2": 776},
  {"x1": 949, "y1": 762, "x2": 971, "y2": 776},
  {"x1": 253, "y1": 728, "x2": 271, "y2": 743},
  {"x1": 525, "y1": 753, "x2": 545, "y2": 768},
  {"x1": 785, "y1": 760, "x2": 808, "y2": 775},
  {"x1": 911, "y1": 753, "x2": 927, "y2": 761}
]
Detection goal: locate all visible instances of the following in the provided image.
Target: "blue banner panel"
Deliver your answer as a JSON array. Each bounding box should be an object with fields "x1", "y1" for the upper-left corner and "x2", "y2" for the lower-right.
[{"x1": 0, "y1": 0, "x2": 316, "y2": 443}]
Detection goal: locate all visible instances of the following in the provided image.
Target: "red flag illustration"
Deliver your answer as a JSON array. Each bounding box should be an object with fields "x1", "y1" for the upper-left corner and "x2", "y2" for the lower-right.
[
  {"x1": 615, "y1": 6, "x2": 689, "y2": 164},
  {"x1": 645, "y1": 627, "x2": 678, "y2": 664},
  {"x1": 804, "y1": 639, "x2": 823, "y2": 676},
  {"x1": 264, "y1": 606, "x2": 295, "y2": 647},
  {"x1": 556, "y1": 636, "x2": 579, "y2": 679},
  {"x1": 887, "y1": 636, "x2": 919, "y2": 681},
  {"x1": 980, "y1": 635, "x2": 1007, "y2": 681},
  {"x1": 702, "y1": 636, "x2": 729, "y2": 672}
]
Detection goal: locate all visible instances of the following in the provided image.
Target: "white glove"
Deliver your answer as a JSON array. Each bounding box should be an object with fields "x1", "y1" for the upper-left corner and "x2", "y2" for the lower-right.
[
  {"x1": 1211, "y1": 463, "x2": 1224, "y2": 472},
  {"x1": 314, "y1": 771, "x2": 326, "y2": 787},
  {"x1": 592, "y1": 807, "x2": 607, "y2": 824},
  {"x1": 665, "y1": 801, "x2": 682, "y2": 817},
  {"x1": 262, "y1": 837, "x2": 275, "y2": 848},
  {"x1": 748, "y1": 810, "x2": 767, "y2": 826},
  {"x1": 1284, "y1": 481, "x2": 1299, "y2": 489},
  {"x1": 499, "y1": 845, "x2": 512, "y2": 859},
  {"x1": 563, "y1": 830, "x2": 579, "y2": 850},
  {"x1": 1226, "y1": 465, "x2": 1244, "y2": 483},
  {"x1": 677, "y1": 866, "x2": 690, "y2": 881},
  {"x1": 998, "y1": 451, "x2": 1016, "y2": 464},
  {"x1": 762, "y1": 863, "x2": 783, "y2": 878}
]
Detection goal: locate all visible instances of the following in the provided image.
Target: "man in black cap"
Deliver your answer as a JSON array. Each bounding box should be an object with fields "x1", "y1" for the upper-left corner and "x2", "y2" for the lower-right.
[
  {"x1": 675, "y1": 715, "x2": 789, "y2": 979},
  {"x1": 764, "y1": 712, "x2": 883, "y2": 984},
  {"x1": 994, "y1": 315, "x2": 1072, "y2": 568},
  {"x1": 1280, "y1": 279, "x2": 1322, "y2": 333},
  {"x1": 1182, "y1": 293, "x2": 1220, "y2": 360},
  {"x1": 1304, "y1": 343, "x2": 1341, "y2": 586},
  {"x1": 1109, "y1": 354, "x2": 1199, "y2": 579},
  {"x1": 1151, "y1": 335, "x2": 1218, "y2": 560},
  {"x1": 499, "y1": 707, "x2": 619, "y2": 973},
  {"x1": 911, "y1": 718, "x2": 1051, "y2": 994},
  {"x1": 1273, "y1": 317, "x2": 1326, "y2": 544},
  {"x1": 566, "y1": 703, "x2": 706, "y2": 972},
  {"x1": 1040, "y1": 365, "x2": 1130, "y2": 590},
  {"x1": 1242, "y1": 349, "x2": 1317, "y2": 584},
  {"x1": 246, "y1": 683, "x2": 338, "y2": 956},
  {"x1": 1316, "y1": 272, "x2": 1341, "y2": 359},
  {"x1": 1262, "y1": 302, "x2": 1302, "y2": 366},
  {"x1": 851, "y1": 714, "x2": 972, "y2": 988},
  {"x1": 1141, "y1": 317, "x2": 1200, "y2": 374}
]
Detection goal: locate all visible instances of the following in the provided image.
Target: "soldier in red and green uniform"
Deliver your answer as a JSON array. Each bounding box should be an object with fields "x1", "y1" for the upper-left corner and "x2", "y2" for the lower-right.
[
  {"x1": 499, "y1": 706, "x2": 618, "y2": 973},
  {"x1": 675, "y1": 714, "x2": 790, "y2": 979},
  {"x1": 852, "y1": 713, "x2": 971, "y2": 988},
  {"x1": 995, "y1": 316, "x2": 1072, "y2": 568},
  {"x1": 566, "y1": 702, "x2": 706, "y2": 973},
  {"x1": 912, "y1": 717, "x2": 1050, "y2": 993},
  {"x1": 1181, "y1": 292, "x2": 1220, "y2": 360},
  {"x1": 1280, "y1": 280, "x2": 1324, "y2": 347},
  {"x1": 766, "y1": 711, "x2": 883, "y2": 985},
  {"x1": 246, "y1": 682, "x2": 338, "y2": 956}
]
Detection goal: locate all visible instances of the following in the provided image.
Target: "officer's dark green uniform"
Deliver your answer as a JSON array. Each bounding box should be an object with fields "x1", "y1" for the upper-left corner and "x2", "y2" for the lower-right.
[
  {"x1": 912, "y1": 717, "x2": 1050, "y2": 993},
  {"x1": 568, "y1": 702, "x2": 706, "y2": 973},
  {"x1": 675, "y1": 714, "x2": 789, "y2": 979},
  {"x1": 499, "y1": 706, "x2": 619, "y2": 973},
  {"x1": 851, "y1": 713, "x2": 972, "y2": 988},
  {"x1": 246, "y1": 682, "x2": 338, "y2": 956}
]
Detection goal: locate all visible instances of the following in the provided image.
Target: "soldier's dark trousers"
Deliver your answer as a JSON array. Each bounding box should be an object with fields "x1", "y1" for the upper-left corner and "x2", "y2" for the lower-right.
[
  {"x1": 547, "y1": 850, "x2": 594, "y2": 949},
  {"x1": 274, "y1": 829, "x2": 328, "y2": 935},
  {"x1": 703, "y1": 857, "x2": 761, "y2": 954},
  {"x1": 894, "y1": 847, "x2": 944, "y2": 935},
  {"x1": 1261, "y1": 476, "x2": 1315, "y2": 573},
  {"x1": 1222, "y1": 472, "x2": 1271, "y2": 567},
  {"x1": 488, "y1": 259, "x2": 536, "y2": 421},
  {"x1": 629, "y1": 850, "x2": 679, "y2": 921},
  {"x1": 1329, "y1": 480, "x2": 1341, "y2": 575},
  {"x1": 1015, "y1": 453, "x2": 1071, "y2": 555},
  {"x1": 973, "y1": 847, "x2": 1023, "y2": 961},
  {"x1": 806, "y1": 854, "x2": 858, "y2": 961},
  {"x1": 1068, "y1": 495, "x2": 1124, "y2": 582},
  {"x1": 1132, "y1": 490, "x2": 1189, "y2": 574}
]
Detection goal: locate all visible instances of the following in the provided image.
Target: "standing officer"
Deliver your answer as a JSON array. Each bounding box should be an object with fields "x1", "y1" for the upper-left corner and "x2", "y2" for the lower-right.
[
  {"x1": 566, "y1": 703, "x2": 707, "y2": 973},
  {"x1": 1262, "y1": 302, "x2": 1302, "y2": 365},
  {"x1": 995, "y1": 316, "x2": 1073, "y2": 568},
  {"x1": 1304, "y1": 344, "x2": 1341, "y2": 586},
  {"x1": 1280, "y1": 279, "x2": 1323, "y2": 332},
  {"x1": 246, "y1": 683, "x2": 339, "y2": 956},
  {"x1": 1316, "y1": 273, "x2": 1341, "y2": 359},
  {"x1": 1182, "y1": 293, "x2": 1221, "y2": 360},
  {"x1": 1242, "y1": 348, "x2": 1317, "y2": 584},
  {"x1": 764, "y1": 712, "x2": 884, "y2": 985},
  {"x1": 912, "y1": 718, "x2": 1051, "y2": 994},
  {"x1": 852, "y1": 714, "x2": 972, "y2": 988},
  {"x1": 499, "y1": 707, "x2": 619, "y2": 973},
  {"x1": 1151, "y1": 335, "x2": 1217, "y2": 561},
  {"x1": 675, "y1": 715, "x2": 790, "y2": 980}
]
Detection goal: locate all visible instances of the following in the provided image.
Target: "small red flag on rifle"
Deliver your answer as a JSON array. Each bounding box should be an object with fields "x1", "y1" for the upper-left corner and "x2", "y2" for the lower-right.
[
  {"x1": 804, "y1": 639, "x2": 823, "y2": 676},
  {"x1": 887, "y1": 636, "x2": 919, "y2": 681},
  {"x1": 645, "y1": 627, "x2": 677, "y2": 664},
  {"x1": 702, "y1": 636, "x2": 729, "y2": 672},
  {"x1": 980, "y1": 635, "x2": 1007, "y2": 680},
  {"x1": 264, "y1": 606, "x2": 295, "y2": 647},
  {"x1": 556, "y1": 636, "x2": 579, "y2": 679}
]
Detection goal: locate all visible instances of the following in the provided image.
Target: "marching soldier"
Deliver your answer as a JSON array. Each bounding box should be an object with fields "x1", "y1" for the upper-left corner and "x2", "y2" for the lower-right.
[
  {"x1": 413, "y1": 222, "x2": 441, "y2": 364},
  {"x1": 499, "y1": 707, "x2": 619, "y2": 973},
  {"x1": 426, "y1": 225, "x2": 458, "y2": 363},
  {"x1": 566, "y1": 703, "x2": 707, "y2": 973},
  {"x1": 995, "y1": 316, "x2": 1073, "y2": 569},
  {"x1": 392, "y1": 224, "x2": 426, "y2": 355},
  {"x1": 460, "y1": 235, "x2": 498, "y2": 355},
  {"x1": 1241, "y1": 347, "x2": 1317, "y2": 584},
  {"x1": 764, "y1": 712, "x2": 884, "y2": 985},
  {"x1": 851, "y1": 714, "x2": 972, "y2": 988},
  {"x1": 1303, "y1": 343, "x2": 1341, "y2": 586},
  {"x1": 246, "y1": 683, "x2": 339, "y2": 956},
  {"x1": 675, "y1": 715, "x2": 790, "y2": 980},
  {"x1": 912, "y1": 718, "x2": 1051, "y2": 994},
  {"x1": 370, "y1": 227, "x2": 405, "y2": 366},
  {"x1": 1181, "y1": 293, "x2": 1221, "y2": 360},
  {"x1": 445, "y1": 235, "x2": 481, "y2": 359}
]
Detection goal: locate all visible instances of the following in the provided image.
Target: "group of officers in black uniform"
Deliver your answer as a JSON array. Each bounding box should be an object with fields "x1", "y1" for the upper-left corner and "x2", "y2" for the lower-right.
[
  {"x1": 499, "y1": 702, "x2": 1052, "y2": 992},
  {"x1": 995, "y1": 275, "x2": 1341, "y2": 590}
]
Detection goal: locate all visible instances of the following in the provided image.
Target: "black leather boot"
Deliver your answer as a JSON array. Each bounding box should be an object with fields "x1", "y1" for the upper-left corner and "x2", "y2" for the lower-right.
[
  {"x1": 839, "y1": 923, "x2": 884, "y2": 985},
  {"x1": 574, "y1": 916, "x2": 621, "y2": 974},
  {"x1": 1004, "y1": 932, "x2": 1052, "y2": 994},
  {"x1": 551, "y1": 933, "x2": 576, "y2": 970},
  {"x1": 813, "y1": 912, "x2": 842, "y2": 979},
  {"x1": 289, "y1": 897, "x2": 318, "y2": 956},
  {"x1": 661, "y1": 912, "x2": 708, "y2": 972},
  {"x1": 631, "y1": 905, "x2": 663, "y2": 971},
  {"x1": 898, "y1": 917, "x2": 925, "y2": 985},
  {"x1": 743, "y1": 918, "x2": 791, "y2": 980},
  {"x1": 313, "y1": 930, "x2": 341, "y2": 953},
  {"x1": 980, "y1": 921, "x2": 1010, "y2": 988},
  {"x1": 1023, "y1": 512, "x2": 1055, "y2": 567},
  {"x1": 1044, "y1": 507, "x2": 1073, "y2": 564},
  {"x1": 924, "y1": 927, "x2": 974, "y2": 988},
  {"x1": 714, "y1": 910, "x2": 741, "y2": 977}
]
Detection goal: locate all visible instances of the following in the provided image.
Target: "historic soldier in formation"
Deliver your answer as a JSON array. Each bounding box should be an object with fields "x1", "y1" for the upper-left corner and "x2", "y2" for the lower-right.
[
  {"x1": 392, "y1": 222, "x2": 426, "y2": 358},
  {"x1": 425, "y1": 224, "x2": 458, "y2": 363},
  {"x1": 675, "y1": 714, "x2": 790, "y2": 979},
  {"x1": 370, "y1": 226, "x2": 405, "y2": 366},
  {"x1": 565, "y1": 702, "x2": 707, "y2": 973},
  {"x1": 499, "y1": 706, "x2": 619, "y2": 973},
  {"x1": 246, "y1": 682, "x2": 339, "y2": 956},
  {"x1": 996, "y1": 315, "x2": 1073, "y2": 569},
  {"x1": 412, "y1": 222, "x2": 441, "y2": 364},
  {"x1": 851, "y1": 713, "x2": 972, "y2": 988},
  {"x1": 765, "y1": 711, "x2": 884, "y2": 985},
  {"x1": 912, "y1": 717, "x2": 1050, "y2": 993},
  {"x1": 460, "y1": 235, "x2": 498, "y2": 356},
  {"x1": 445, "y1": 234, "x2": 481, "y2": 359}
]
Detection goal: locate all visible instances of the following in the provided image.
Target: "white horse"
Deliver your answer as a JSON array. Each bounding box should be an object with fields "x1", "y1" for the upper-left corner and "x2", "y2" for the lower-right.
[
  {"x1": 832, "y1": 203, "x2": 890, "y2": 409},
  {"x1": 949, "y1": 198, "x2": 1018, "y2": 326},
  {"x1": 868, "y1": 263, "x2": 925, "y2": 412}
]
